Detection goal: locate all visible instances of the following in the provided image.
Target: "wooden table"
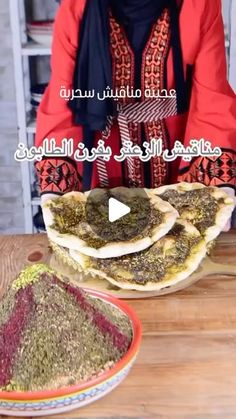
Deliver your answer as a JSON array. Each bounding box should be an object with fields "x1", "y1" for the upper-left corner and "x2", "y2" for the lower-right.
[{"x1": 1, "y1": 232, "x2": 236, "y2": 419}]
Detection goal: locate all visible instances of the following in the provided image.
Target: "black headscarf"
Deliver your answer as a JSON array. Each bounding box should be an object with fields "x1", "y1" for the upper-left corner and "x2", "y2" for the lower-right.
[
  {"x1": 69, "y1": 0, "x2": 186, "y2": 189},
  {"x1": 69, "y1": 0, "x2": 111, "y2": 132},
  {"x1": 110, "y1": 0, "x2": 169, "y2": 25}
]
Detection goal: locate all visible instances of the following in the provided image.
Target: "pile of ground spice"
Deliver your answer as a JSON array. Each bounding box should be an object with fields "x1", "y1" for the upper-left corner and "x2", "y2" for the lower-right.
[{"x1": 0, "y1": 264, "x2": 132, "y2": 392}]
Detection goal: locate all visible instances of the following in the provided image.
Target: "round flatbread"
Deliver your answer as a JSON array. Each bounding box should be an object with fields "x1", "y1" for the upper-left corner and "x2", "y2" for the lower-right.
[
  {"x1": 43, "y1": 188, "x2": 179, "y2": 259},
  {"x1": 69, "y1": 219, "x2": 207, "y2": 291},
  {"x1": 152, "y1": 183, "x2": 235, "y2": 243}
]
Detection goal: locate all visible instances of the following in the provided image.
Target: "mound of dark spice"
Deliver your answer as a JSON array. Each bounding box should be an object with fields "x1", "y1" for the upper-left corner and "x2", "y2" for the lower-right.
[{"x1": 0, "y1": 265, "x2": 132, "y2": 392}]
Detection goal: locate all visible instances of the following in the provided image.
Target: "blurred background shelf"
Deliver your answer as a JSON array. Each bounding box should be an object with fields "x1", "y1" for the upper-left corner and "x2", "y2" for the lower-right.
[
  {"x1": 22, "y1": 42, "x2": 51, "y2": 56},
  {"x1": 31, "y1": 198, "x2": 41, "y2": 206},
  {"x1": 9, "y1": 0, "x2": 58, "y2": 233},
  {"x1": 26, "y1": 119, "x2": 36, "y2": 134}
]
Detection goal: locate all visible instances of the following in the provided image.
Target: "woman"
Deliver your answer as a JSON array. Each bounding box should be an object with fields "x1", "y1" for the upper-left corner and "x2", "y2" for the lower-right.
[{"x1": 35, "y1": 0, "x2": 236, "y2": 204}]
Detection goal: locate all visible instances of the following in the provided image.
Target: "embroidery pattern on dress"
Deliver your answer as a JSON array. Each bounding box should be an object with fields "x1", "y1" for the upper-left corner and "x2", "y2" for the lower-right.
[
  {"x1": 110, "y1": 14, "x2": 143, "y2": 187},
  {"x1": 35, "y1": 159, "x2": 79, "y2": 194},
  {"x1": 142, "y1": 8, "x2": 171, "y2": 188},
  {"x1": 110, "y1": 10, "x2": 172, "y2": 187},
  {"x1": 178, "y1": 151, "x2": 236, "y2": 188}
]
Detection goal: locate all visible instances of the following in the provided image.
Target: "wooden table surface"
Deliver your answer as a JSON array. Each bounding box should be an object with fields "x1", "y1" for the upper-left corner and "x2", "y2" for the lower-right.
[{"x1": 1, "y1": 232, "x2": 236, "y2": 419}]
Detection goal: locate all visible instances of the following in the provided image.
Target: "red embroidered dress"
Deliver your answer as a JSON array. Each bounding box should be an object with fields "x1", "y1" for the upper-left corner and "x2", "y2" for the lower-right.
[{"x1": 35, "y1": 0, "x2": 236, "y2": 195}]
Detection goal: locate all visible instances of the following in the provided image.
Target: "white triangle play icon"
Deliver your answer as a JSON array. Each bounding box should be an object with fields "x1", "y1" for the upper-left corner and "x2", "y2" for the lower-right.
[{"x1": 108, "y1": 198, "x2": 131, "y2": 223}]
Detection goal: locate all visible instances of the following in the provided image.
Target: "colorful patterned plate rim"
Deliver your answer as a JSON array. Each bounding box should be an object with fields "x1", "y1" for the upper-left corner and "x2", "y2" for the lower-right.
[{"x1": 0, "y1": 288, "x2": 142, "y2": 402}]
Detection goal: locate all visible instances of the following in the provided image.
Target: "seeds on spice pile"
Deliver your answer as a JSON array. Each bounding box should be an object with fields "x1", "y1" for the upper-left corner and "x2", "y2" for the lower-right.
[
  {"x1": 0, "y1": 288, "x2": 17, "y2": 326},
  {"x1": 0, "y1": 264, "x2": 132, "y2": 392}
]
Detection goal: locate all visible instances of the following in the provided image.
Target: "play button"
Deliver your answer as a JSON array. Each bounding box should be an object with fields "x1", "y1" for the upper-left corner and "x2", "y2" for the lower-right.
[
  {"x1": 109, "y1": 198, "x2": 131, "y2": 223},
  {"x1": 85, "y1": 187, "x2": 151, "y2": 242}
]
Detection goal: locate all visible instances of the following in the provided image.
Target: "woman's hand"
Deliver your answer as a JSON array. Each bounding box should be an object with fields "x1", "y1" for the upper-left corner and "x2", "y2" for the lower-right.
[{"x1": 221, "y1": 187, "x2": 236, "y2": 232}]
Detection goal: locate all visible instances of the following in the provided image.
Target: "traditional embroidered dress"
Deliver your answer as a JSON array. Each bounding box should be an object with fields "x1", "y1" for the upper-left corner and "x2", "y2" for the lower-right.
[{"x1": 35, "y1": 0, "x2": 236, "y2": 195}]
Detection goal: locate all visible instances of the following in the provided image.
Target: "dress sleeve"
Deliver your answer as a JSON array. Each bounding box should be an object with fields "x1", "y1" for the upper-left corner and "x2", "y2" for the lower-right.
[
  {"x1": 35, "y1": 0, "x2": 86, "y2": 195},
  {"x1": 178, "y1": 0, "x2": 236, "y2": 190}
]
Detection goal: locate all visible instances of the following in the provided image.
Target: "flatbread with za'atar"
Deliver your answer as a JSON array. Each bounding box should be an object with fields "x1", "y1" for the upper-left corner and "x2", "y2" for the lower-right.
[
  {"x1": 153, "y1": 182, "x2": 235, "y2": 243},
  {"x1": 43, "y1": 188, "x2": 179, "y2": 259},
  {"x1": 69, "y1": 219, "x2": 207, "y2": 291}
]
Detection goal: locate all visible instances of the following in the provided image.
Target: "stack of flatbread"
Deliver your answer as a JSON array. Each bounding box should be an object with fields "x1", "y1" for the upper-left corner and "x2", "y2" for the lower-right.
[{"x1": 43, "y1": 184, "x2": 235, "y2": 292}]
